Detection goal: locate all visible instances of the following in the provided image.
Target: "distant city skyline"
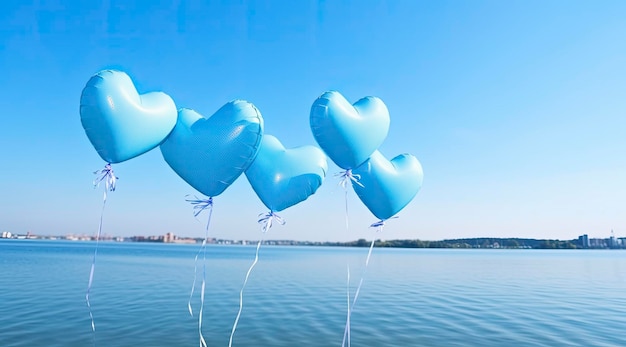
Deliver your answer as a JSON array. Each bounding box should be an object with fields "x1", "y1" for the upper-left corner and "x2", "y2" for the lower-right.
[{"x1": 2, "y1": 229, "x2": 624, "y2": 245}]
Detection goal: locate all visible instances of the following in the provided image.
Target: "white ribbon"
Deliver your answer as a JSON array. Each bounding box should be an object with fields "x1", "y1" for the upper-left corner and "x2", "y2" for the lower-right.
[
  {"x1": 185, "y1": 196, "x2": 213, "y2": 347},
  {"x1": 93, "y1": 163, "x2": 117, "y2": 199},
  {"x1": 342, "y1": 218, "x2": 397, "y2": 347},
  {"x1": 335, "y1": 169, "x2": 366, "y2": 347},
  {"x1": 86, "y1": 163, "x2": 117, "y2": 345},
  {"x1": 229, "y1": 211, "x2": 285, "y2": 347},
  {"x1": 257, "y1": 211, "x2": 286, "y2": 233}
]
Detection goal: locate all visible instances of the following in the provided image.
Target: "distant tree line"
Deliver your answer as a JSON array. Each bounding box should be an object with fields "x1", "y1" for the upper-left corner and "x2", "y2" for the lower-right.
[{"x1": 326, "y1": 237, "x2": 594, "y2": 249}]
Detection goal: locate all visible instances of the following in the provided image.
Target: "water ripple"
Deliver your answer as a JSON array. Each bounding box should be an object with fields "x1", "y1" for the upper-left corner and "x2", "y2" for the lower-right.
[{"x1": 1, "y1": 242, "x2": 626, "y2": 346}]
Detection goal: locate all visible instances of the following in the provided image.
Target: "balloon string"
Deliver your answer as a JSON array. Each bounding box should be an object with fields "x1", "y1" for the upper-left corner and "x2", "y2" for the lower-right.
[
  {"x1": 188, "y1": 242, "x2": 203, "y2": 317},
  {"x1": 85, "y1": 195, "x2": 105, "y2": 346},
  {"x1": 229, "y1": 212, "x2": 284, "y2": 347},
  {"x1": 185, "y1": 196, "x2": 213, "y2": 347},
  {"x1": 199, "y1": 253, "x2": 207, "y2": 347},
  {"x1": 229, "y1": 237, "x2": 262, "y2": 347},
  {"x1": 342, "y1": 220, "x2": 391, "y2": 347},
  {"x1": 335, "y1": 170, "x2": 363, "y2": 347},
  {"x1": 344, "y1": 188, "x2": 350, "y2": 232},
  {"x1": 342, "y1": 186, "x2": 351, "y2": 347},
  {"x1": 86, "y1": 164, "x2": 116, "y2": 346},
  {"x1": 345, "y1": 263, "x2": 351, "y2": 347},
  {"x1": 341, "y1": 236, "x2": 376, "y2": 347}
]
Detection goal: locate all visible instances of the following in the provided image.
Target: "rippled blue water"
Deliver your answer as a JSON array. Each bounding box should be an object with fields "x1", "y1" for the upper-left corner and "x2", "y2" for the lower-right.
[{"x1": 1, "y1": 240, "x2": 625, "y2": 346}]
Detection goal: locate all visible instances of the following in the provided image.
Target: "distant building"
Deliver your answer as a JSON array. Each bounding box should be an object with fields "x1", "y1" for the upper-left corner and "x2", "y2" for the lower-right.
[
  {"x1": 589, "y1": 238, "x2": 607, "y2": 248},
  {"x1": 609, "y1": 230, "x2": 617, "y2": 248},
  {"x1": 163, "y1": 232, "x2": 174, "y2": 243},
  {"x1": 578, "y1": 234, "x2": 589, "y2": 248}
]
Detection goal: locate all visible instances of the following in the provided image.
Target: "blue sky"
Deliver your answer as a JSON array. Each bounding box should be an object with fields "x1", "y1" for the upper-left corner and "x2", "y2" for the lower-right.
[{"x1": 0, "y1": 0, "x2": 624, "y2": 242}]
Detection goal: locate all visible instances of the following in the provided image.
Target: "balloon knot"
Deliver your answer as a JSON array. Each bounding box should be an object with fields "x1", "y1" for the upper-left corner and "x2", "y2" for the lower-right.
[
  {"x1": 370, "y1": 216, "x2": 399, "y2": 229},
  {"x1": 93, "y1": 163, "x2": 117, "y2": 192},
  {"x1": 335, "y1": 169, "x2": 364, "y2": 189},
  {"x1": 186, "y1": 195, "x2": 214, "y2": 218}
]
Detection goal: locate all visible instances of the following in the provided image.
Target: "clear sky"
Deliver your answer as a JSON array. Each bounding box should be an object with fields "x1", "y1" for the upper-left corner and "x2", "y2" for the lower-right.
[{"x1": 0, "y1": 0, "x2": 624, "y2": 242}]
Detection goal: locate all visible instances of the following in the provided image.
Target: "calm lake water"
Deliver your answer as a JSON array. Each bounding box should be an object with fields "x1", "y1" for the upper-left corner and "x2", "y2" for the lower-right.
[{"x1": 1, "y1": 240, "x2": 625, "y2": 347}]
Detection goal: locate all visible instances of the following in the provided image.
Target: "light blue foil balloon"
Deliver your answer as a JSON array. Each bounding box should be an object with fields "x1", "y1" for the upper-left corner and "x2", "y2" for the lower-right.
[
  {"x1": 352, "y1": 150, "x2": 423, "y2": 220},
  {"x1": 245, "y1": 135, "x2": 328, "y2": 212},
  {"x1": 160, "y1": 101, "x2": 264, "y2": 197},
  {"x1": 80, "y1": 70, "x2": 177, "y2": 163},
  {"x1": 310, "y1": 91, "x2": 390, "y2": 169}
]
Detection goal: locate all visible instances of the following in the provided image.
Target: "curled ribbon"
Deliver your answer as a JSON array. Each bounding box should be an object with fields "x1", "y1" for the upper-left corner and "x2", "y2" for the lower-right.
[
  {"x1": 257, "y1": 211, "x2": 286, "y2": 233},
  {"x1": 185, "y1": 196, "x2": 214, "y2": 218},
  {"x1": 185, "y1": 195, "x2": 213, "y2": 347},
  {"x1": 93, "y1": 163, "x2": 117, "y2": 197},
  {"x1": 335, "y1": 169, "x2": 364, "y2": 189}
]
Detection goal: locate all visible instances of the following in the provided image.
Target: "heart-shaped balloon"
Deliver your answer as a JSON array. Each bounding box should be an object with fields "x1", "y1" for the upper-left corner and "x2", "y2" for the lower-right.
[
  {"x1": 245, "y1": 135, "x2": 328, "y2": 212},
  {"x1": 160, "y1": 101, "x2": 264, "y2": 197},
  {"x1": 310, "y1": 91, "x2": 390, "y2": 169},
  {"x1": 352, "y1": 150, "x2": 423, "y2": 220},
  {"x1": 80, "y1": 70, "x2": 177, "y2": 163}
]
